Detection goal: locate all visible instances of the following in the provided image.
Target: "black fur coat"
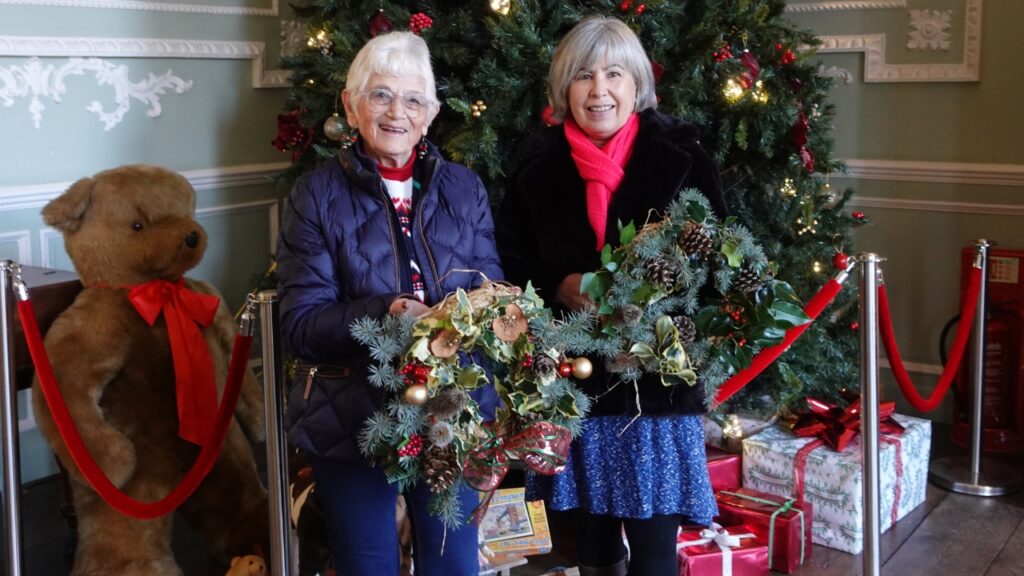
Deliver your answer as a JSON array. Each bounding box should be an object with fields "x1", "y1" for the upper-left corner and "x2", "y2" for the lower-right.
[{"x1": 496, "y1": 108, "x2": 727, "y2": 417}]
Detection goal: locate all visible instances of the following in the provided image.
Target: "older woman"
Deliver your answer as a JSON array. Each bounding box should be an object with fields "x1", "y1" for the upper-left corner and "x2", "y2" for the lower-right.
[
  {"x1": 277, "y1": 31, "x2": 501, "y2": 575},
  {"x1": 497, "y1": 16, "x2": 726, "y2": 576}
]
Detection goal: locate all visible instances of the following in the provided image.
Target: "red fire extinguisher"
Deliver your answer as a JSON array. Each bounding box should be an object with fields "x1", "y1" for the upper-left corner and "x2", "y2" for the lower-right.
[{"x1": 946, "y1": 247, "x2": 1024, "y2": 453}]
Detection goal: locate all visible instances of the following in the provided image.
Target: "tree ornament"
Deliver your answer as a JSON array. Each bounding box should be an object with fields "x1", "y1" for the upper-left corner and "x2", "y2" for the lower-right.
[
  {"x1": 322, "y1": 113, "x2": 347, "y2": 141},
  {"x1": 852, "y1": 211, "x2": 866, "y2": 220},
  {"x1": 422, "y1": 446, "x2": 458, "y2": 494},
  {"x1": 712, "y1": 45, "x2": 733, "y2": 62},
  {"x1": 404, "y1": 384, "x2": 429, "y2": 405},
  {"x1": 369, "y1": 9, "x2": 393, "y2": 37},
  {"x1": 672, "y1": 315, "x2": 697, "y2": 344},
  {"x1": 489, "y1": 0, "x2": 511, "y2": 16},
  {"x1": 634, "y1": 3, "x2": 647, "y2": 15},
  {"x1": 677, "y1": 221, "x2": 714, "y2": 258},
  {"x1": 571, "y1": 357, "x2": 593, "y2": 379},
  {"x1": 850, "y1": 321, "x2": 860, "y2": 331},
  {"x1": 307, "y1": 28, "x2": 332, "y2": 54},
  {"x1": 832, "y1": 252, "x2": 849, "y2": 270},
  {"x1": 738, "y1": 51, "x2": 760, "y2": 89},
  {"x1": 409, "y1": 12, "x2": 433, "y2": 35},
  {"x1": 557, "y1": 361, "x2": 573, "y2": 378},
  {"x1": 722, "y1": 78, "x2": 744, "y2": 102},
  {"x1": 620, "y1": 0, "x2": 633, "y2": 12},
  {"x1": 471, "y1": 100, "x2": 488, "y2": 118}
]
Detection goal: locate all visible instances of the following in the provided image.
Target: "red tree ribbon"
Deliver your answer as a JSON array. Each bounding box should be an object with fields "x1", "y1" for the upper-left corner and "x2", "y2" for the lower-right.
[
  {"x1": 879, "y1": 266, "x2": 982, "y2": 412},
  {"x1": 713, "y1": 278, "x2": 844, "y2": 407},
  {"x1": 463, "y1": 421, "x2": 571, "y2": 492},
  {"x1": 128, "y1": 279, "x2": 220, "y2": 446},
  {"x1": 790, "y1": 396, "x2": 905, "y2": 521}
]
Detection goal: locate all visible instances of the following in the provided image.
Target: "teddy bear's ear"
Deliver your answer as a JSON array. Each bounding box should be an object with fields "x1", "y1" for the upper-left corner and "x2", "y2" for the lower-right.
[{"x1": 42, "y1": 177, "x2": 95, "y2": 233}]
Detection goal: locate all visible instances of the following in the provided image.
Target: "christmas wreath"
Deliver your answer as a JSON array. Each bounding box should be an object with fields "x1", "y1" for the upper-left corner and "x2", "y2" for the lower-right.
[
  {"x1": 352, "y1": 281, "x2": 589, "y2": 526},
  {"x1": 568, "y1": 188, "x2": 811, "y2": 401}
]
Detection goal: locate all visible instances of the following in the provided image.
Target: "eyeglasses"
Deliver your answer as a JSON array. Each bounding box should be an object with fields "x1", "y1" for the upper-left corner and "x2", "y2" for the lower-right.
[{"x1": 362, "y1": 88, "x2": 432, "y2": 117}]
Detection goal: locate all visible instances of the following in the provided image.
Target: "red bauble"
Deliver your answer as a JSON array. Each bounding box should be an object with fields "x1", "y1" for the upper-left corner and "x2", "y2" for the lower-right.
[
  {"x1": 852, "y1": 211, "x2": 866, "y2": 220},
  {"x1": 634, "y1": 3, "x2": 647, "y2": 15},
  {"x1": 850, "y1": 321, "x2": 860, "y2": 331},
  {"x1": 369, "y1": 9, "x2": 393, "y2": 37},
  {"x1": 557, "y1": 362, "x2": 574, "y2": 378},
  {"x1": 620, "y1": 0, "x2": 633, "y2": 11},
  {"x1": 832, "y1": 252, "x2": 849, "y2": 270}
]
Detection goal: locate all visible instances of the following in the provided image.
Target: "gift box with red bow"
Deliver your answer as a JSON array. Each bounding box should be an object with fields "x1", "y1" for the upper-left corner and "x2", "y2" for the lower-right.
[
  {"x1": 740, "y1": 397, "x2": 931, "y2": 554},
  {"x1": 677, "y1": 523, "x2": 769, "y2": 576},
  {"x1": 715, "y1": 488, "x2": 812, "y2": 573},
  {"x1": 706, "y1": 445, "x2": 742, "y2": 493}
]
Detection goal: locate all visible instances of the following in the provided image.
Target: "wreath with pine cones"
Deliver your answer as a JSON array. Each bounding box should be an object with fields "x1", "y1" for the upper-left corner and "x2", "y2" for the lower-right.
[
  {"x1": 351, "y1": 282, "x2": 589, "y2": 527},
  {"x1": 572, "y1": 188, "x2": 811, "y2": 399}
]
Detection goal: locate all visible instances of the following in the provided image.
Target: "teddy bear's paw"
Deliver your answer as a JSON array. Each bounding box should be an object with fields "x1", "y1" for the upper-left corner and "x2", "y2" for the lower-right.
[
  {"x1": 226, "y1": 554, "x2": 266, "y2": 576},
  {"x1": 93, "y1": 429, "x2": 137, "y2": 488}
]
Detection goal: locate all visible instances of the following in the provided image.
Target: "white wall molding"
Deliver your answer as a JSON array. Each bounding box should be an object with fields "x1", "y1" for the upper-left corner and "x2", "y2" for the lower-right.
[
  {"x1": 0, "y1": 162, "x2": 289, "y2": 211},
  {"x1": 837, "y1": 159, "x2": 1024, "y2": 187},
  {"x1": 847, "y1": 196, "x2": 1024, "y2": 217},
  {"x1": 196, "y1": 198, "x2": 279, "y2": 257},
  {"x1": 38, "y1": 228, "x2": 63, "y2": 268},
  {"x1": 0, "y1": 231, "x2": 32, "y2": 264},
  {"x1": 0, "y1": 0, "x2": 278, "y2": 16},
  {"x1": 814, "y1": 0, "x2": 982, "y2": 82},
  {"x1": 786, "y1": 1, "x2": 906, "y2": 12},
  {"x1": 0, "y1": 36, "x2": 289, "y2": 88}
]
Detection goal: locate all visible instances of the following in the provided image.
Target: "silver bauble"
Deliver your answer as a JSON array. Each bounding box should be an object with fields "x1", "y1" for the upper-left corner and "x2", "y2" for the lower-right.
[{"x1": 323, "y1": 113, "x2": 347, "y2": 141}]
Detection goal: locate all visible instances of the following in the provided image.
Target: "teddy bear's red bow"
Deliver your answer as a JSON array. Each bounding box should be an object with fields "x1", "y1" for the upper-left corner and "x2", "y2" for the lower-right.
[{"x1": 128, "y1": 279, "x2": 220, "y2": 446}]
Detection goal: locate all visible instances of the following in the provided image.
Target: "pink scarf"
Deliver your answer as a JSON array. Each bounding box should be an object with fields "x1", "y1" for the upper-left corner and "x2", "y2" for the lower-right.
[{"x1": 564, "y1": 113, "x2": 640, "y2": 250}]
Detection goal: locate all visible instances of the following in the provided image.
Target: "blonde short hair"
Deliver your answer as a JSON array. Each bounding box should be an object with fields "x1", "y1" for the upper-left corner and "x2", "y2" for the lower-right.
[
  {"x1": 345, "y1": 31, "x2": 439, "y2": 113},
  {"x1": 547, "y1": 16, "x2": 657, "y2": 122}
]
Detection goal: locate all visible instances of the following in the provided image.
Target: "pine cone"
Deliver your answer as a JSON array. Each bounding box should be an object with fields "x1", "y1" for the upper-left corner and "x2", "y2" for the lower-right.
[
  {"x1": 612, "y1": 304, "x2": 643, "y2": 326},
  {"x1": 672, "y1": 315, "x2": 697, "y2": 343},
  {"x1": 645, "y1": 257, "x2": 678, "y2": 290},
  {"x1": 677, "y1": 221, "x2": 714, "y2": 258},
  {"x1": 532, "y1": 354, "x2": 558, "y2": 377},
  {"x1": 422, "y1": 446, "x2": 458, "y2": 494},
  {"x1": 733, "y1": 266, "x2": 764, "y2": 294},
  {"x1": 425, "y1": 388, "x2": 466, "y2": 420}
]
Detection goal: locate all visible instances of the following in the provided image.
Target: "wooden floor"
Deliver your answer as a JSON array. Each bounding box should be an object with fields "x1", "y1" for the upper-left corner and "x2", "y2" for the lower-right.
[{"x1": 3, "y1": 423, "x2": 1022, "y2": 576}]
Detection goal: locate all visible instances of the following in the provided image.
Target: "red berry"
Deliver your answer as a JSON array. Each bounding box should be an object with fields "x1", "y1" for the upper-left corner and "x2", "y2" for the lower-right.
[
  {"x1": 852, "y1": 211, "x2": 865, "y2": 219},
  {"x1": 850, "y1": 322, "x2": 860, "y2": 331},
  {"x1": 620, "y1": 0, "x2": 632, "y2": 11},
  {"x1": 634, "y1": 3, "x2": 646, "y2": 15},
  {"x1": 521, "y1": 354, "x2": 534, "y2": 368},
  {"x1": 832, "y1": 252, "x2": 849, "y2": 270}
]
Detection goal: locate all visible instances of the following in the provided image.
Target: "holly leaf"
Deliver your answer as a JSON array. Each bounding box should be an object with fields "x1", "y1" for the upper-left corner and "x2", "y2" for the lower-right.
[
  {"x1": 687, "y1": 200, "x2": 708, "y2": 222},
  {"x1": 768, "y1": 300, "x2": 811, "y2": 328},
  {"x1": 457, "y1": 364, "x2": 487, "y2": 390}
]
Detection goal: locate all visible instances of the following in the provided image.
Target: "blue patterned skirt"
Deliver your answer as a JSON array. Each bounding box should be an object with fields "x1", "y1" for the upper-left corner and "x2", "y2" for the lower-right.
[{"x1": 526, "y1": 414, "x2": 717, "y2": 524}]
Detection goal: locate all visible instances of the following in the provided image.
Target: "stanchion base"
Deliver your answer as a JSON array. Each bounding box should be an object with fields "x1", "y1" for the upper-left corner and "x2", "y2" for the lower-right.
[{"x1": 929, "y1": 456, "x2": 1022, "y2": 496}]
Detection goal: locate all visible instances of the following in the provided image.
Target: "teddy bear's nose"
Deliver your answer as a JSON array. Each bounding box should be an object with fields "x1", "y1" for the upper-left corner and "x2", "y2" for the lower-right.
[{"x1": 185, "y1": 231, "x2": 200, "y2": 248}]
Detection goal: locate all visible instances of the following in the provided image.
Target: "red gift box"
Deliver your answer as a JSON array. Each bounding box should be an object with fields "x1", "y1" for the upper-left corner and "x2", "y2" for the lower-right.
[
  {"x1": 715, "y1": 488, "x2": 812, "y2": 574},
  {"x1": 677, "y1": 523, "x2": 769, "y2": 576},
  {"x1": 706, "y1": 445, "x2": 741, "y2": 492}
]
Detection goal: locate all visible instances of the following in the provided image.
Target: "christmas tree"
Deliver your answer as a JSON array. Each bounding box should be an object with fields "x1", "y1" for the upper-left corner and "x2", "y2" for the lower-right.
[{"x1": 273, "y1": 0, "x2": 862, "y2": 415}]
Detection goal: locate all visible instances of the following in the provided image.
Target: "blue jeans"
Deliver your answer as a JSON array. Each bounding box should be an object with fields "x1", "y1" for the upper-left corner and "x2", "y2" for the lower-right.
[{"x1": 308, "y1": 455, "x2": 480, "y2": 576}]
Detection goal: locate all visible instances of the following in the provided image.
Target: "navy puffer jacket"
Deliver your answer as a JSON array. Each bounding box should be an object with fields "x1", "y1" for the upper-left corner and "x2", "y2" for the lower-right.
[{"x1": 277, "y1": 140, "x2": 503, "y2": 463}]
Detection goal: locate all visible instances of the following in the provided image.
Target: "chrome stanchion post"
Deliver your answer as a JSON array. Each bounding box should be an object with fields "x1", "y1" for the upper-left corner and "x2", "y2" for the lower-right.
[
  {"x1": 1, "y1": 261, "x2": 25, "y2": 576},
  {"x1": 930, "y1": 240, "x2": 1022, "y2": 496},
  {"x1": 256, "y1": 290, "x2": 291, "y2": 576},
  {"x1": 858, "y1": 253, "x2": 882, "y2": 576}
]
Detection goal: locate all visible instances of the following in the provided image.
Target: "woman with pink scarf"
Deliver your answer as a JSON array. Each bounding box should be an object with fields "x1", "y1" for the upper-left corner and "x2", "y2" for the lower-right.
[{"x1": 496, "y1": 16, "x2": 727, "y2": 576}]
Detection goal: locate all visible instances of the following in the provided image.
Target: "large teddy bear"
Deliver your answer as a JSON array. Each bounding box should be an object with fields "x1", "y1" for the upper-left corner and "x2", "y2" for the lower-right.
[{"x1": 32, "y1": 164, "x2": 269, "y2": 575}]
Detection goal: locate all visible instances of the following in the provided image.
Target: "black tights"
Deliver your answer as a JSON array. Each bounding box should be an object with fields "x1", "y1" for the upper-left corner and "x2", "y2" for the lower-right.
[{"x1": 577, "y1": 511, "x2": 682, "y2": 576}]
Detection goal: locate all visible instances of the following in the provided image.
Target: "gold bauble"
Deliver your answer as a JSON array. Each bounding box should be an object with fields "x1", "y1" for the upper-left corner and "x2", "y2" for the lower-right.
[
  {"x1": 404, "y1": 384, "x2": 429, "y2": 405},
  {"x1": 571, "y1": 357, "x2": 593, "y2": 379}
]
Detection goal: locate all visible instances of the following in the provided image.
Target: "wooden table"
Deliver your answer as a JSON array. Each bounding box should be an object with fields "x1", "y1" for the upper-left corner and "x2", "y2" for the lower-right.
[{"x1": 5, "y1": 266, "x2": 82, "y2": 390}]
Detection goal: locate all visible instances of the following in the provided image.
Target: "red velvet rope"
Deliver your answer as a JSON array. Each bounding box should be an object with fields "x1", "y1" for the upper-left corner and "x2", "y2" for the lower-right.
[
  {"x1": 18, "y1": 299, "x2": 253, "y2": 519},
  {"x1": 713, "y1": 278, "x2": 845, "y2": 407},
  {"x1": 878, "y1": 266, "x2": 982, "y2": 412}
]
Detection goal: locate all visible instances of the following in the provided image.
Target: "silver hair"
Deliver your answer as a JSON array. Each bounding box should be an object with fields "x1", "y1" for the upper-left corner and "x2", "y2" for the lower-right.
[
  {"x1": 344, "y1": 31, "x2": 439, "y2": 114},
  {"x1": 547, "y1": 16, "x2": 657, "y2": 122}
]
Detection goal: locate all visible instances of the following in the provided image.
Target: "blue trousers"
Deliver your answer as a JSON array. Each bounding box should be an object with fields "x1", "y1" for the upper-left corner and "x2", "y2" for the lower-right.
[{"x1": 309, "y1": 455, "x2": 480, "y2": 576}]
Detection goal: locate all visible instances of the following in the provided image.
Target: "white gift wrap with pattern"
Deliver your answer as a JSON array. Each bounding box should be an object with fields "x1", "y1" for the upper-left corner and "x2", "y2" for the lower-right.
[{"x1": 740, "y1": 415, "x2": 931, "y2": 555}]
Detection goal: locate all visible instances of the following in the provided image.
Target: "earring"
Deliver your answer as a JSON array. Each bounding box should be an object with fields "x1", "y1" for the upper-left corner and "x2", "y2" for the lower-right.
[
  {"x1": 416, "y1": 138, "x2": 428, "y2": 159},
  {"x1": 340, "y1": 129, "x2": 359, "y2": 150}
]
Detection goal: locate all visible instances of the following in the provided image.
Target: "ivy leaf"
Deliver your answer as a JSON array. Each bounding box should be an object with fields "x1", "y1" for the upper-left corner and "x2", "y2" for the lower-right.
[
  {"x1": 629, "y1": 342, "x2": 656, "y2": 361},
  {"x1": 619, "y1": 220, "x2": 637, "y2": 246},
  {"x1": 600, "y1": 244, "x2": 614, "y2": 266},
  {"x1": 722, "y1": 238, "x2": 743, "y2": 268}
]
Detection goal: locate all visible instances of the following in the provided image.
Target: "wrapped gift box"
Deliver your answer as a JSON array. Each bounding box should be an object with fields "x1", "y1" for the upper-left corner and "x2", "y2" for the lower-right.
[
  {"x1": 715, "y1": 488, "x2": 812, "y2": 573},
  {"x1": 677, "y1": 524, "x2": 769, "y2": 576},
  {"x1": 706, "y1": 445, "x2": 742, "y2": 492},
  {"x1": 741, "y1": 414, "x2": 931, "y2": 554}
]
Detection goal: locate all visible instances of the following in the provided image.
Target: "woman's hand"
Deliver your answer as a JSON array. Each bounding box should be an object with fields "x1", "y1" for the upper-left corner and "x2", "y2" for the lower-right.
[
  {"x1": 555, "y1": 273, "x2": 593, "y2": 311},
  {"x1": 389, "y1": 297, "x2": 430, "y2": 317}
]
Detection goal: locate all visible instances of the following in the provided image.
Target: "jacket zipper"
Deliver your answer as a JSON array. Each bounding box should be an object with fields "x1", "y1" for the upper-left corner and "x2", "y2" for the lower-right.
[
  {"x1": 416, "y1": 196, "x2": 443, "y2": 300},
  {"x1": 303, "y1": 366, "x2": 318, "y2": 400},
  {"x1": 375, "y1": 180, "x2": 404, "y2": 291}
]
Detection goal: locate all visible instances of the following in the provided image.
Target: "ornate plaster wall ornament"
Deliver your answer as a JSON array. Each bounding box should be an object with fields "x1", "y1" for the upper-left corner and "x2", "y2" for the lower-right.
[
  {"x1": 817, "y1": 64, "x2": 855, "y2": 84},
  {"x1": 908, "y1": 9, "x2": 953, "y2": 50},
  {"x1": 0, "y1": 57, "x2": 192, "y2": 130},
  {"x1": 280, "y1": 20, "x2": 305, "y2": 59}
]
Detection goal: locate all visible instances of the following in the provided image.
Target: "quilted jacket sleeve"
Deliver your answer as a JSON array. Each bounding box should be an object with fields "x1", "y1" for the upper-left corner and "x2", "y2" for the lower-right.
[
  {"x1": 276, "y1": 173, "x2": 398, "y2": 362},
  {"x1": 467, "y1": 173, "x2": 504, "y2": 285}
]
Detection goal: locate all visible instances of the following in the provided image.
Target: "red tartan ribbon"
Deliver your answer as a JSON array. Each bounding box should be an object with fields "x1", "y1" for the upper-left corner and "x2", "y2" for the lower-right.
[
  {"x1": 128, "y1": 278, "x2": 220, "y2": 446},
  {"x1": 790, "y1": 396, "x2": 905, "y2": 521},
  {"x1": 463, "y1": 421, "x2": 571, "y2": 492}
]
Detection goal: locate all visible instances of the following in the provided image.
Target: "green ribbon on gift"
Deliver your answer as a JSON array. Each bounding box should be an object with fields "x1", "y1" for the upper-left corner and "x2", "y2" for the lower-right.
[{"x1": 719, "y1": 490, "x2": 806, "y2": 566}]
